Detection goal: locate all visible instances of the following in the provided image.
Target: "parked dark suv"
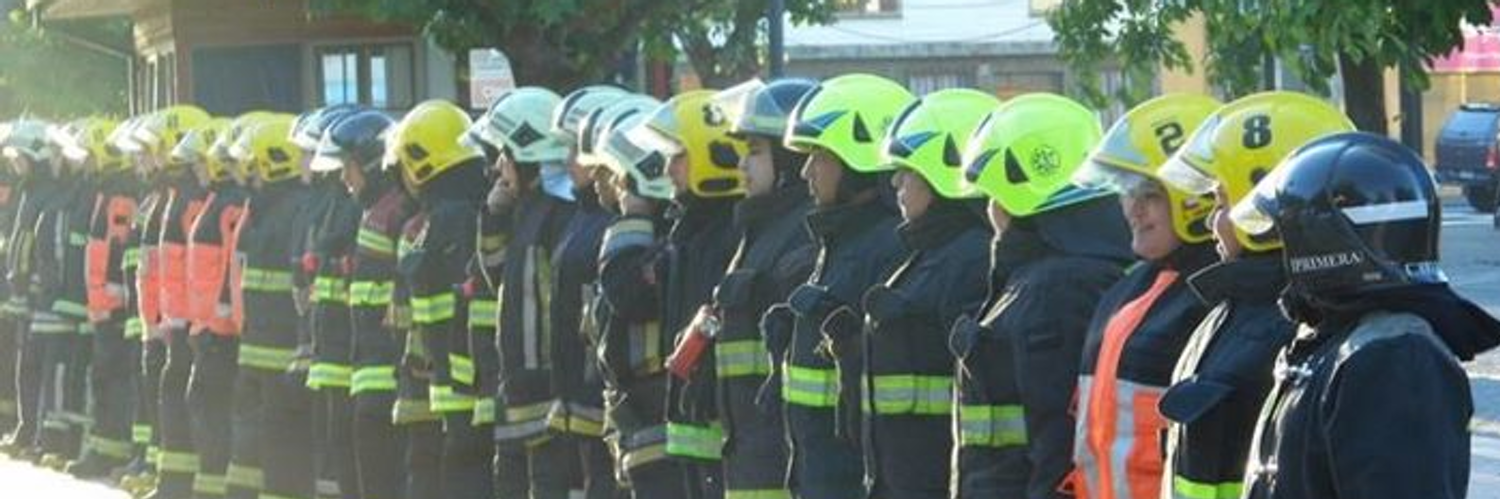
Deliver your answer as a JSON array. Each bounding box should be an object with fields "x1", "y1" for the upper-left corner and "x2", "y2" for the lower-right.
[{"x1": 1435, "y1": 103, "x2": 1500, "y2": 212}]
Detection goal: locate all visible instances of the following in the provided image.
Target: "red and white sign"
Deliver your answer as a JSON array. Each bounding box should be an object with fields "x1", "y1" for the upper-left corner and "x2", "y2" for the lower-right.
[
  {"x1": 1432, "y1": 7, "x2": 1500, "y2": 73},
  {"x1": 469, "y1": 49, "x2": 515, "y2": 110}
]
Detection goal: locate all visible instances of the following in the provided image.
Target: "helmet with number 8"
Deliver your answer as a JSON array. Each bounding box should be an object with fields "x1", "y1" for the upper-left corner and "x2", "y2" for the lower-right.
[{"x1": 1158, "y1": 91, "x2": 1354, "y2": 252}]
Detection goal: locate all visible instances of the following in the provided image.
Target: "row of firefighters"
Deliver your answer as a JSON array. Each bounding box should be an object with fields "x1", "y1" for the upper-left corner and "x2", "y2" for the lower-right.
[{"x1": 0, "y1": 74, "x2": 1496, "y2": 499}]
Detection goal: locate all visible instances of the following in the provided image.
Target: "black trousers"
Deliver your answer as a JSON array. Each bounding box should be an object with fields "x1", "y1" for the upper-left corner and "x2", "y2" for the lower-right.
[
  {"x1": 78, "y1": 320, "x2": 137, "y2": 465},
  {"x1": 155, "y1": 327, "x2": 199, "y2": 498},
  {"x1": 351, "y1": 391, "x2": 405, "y2": 499},
  {"x1": 187, "y1": 334, "x2": 237, "y2": 498}
]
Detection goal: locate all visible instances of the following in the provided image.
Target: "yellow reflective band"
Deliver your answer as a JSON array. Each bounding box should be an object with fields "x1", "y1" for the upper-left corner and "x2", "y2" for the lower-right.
[
  {"x1": 348, "y1": 281, "x2": 395, "y2": 307},
  {"x1": 449, "y1": 354, "x2": 475, "y2": 386},
  {"x1": 306, "y1": 363, "x2": 352, "y2": 390},
  {"x1": 157, "y1": 450, "x2": 200, "y2": 474},
  {"x1": 78, "y1": 322, "x2": 95, "y2": 335},
  {"x1": 125, "y1": 317, "x2": 145, "y2": 339},
  {"x1": 52, "y1": 300, "x2": 89, "y2": 319},
  {"x1": 237, "y1": 344, "x2": 297, "y2": 372},
  {"x1": 357, "y1": 228, "x2": 396, "y2": 256},
  {"x1": 193, "y1": 473, "x2": 228, "y2": 496},
  {"x1": 226, "y1": 464, "x2": 264, "y2": 490},
  {"x1": 473, "y1": 398, "x2": 497, "y2": 426},
  {"x1": 241, "y1": 267, "x2": 295, "y2": 293},
  {"x1": 428, "y1": 385, "x2": 476, "y2": 413},
  {"x1": 311, "y1": 277, "x2": 349, "y2": 304},
  {"x1": 87, "y1": 435, "x2": 135, "y2": 459},
  {"x1": 505, "y1": 400, "x2": 555, "y2": 423},
  {"x1": 621, "y1": 443, "x2": 669, "y2": 471},
  {"x1": 958, "y1": 404, "x2": 1028, "y2": 448},
  {"x1": 122, "y1": 248, "x2": 141, "y2": 270},
  {"x1": 147, "y1": 446, "x2": 160, "y2": 465},
  {"x1": 350, "y1": 366, "x2": 398, "y2": 395},
  {"x1": 467, "y1": 298, "x2": 499, "y2": 329},
  {"x1": 665, "y1": 422, "x2": 723, "y2": 460},
  {"x1": 1173, "y1": 475, "x2": 1244, "y2": 499},
  {"x1": 782, "y1": 363, "x2": 838, "y2": 408},
  {"x1": 132, "y1": 424, "x2": 153, "y2": 444},
  {"x1": 393, "y1": 398, "x2": 440, "y2": 424},
  {"x1": 69, "y1": 232, "x2": 88, "y2": 247},
  {"x1": 868, "y1": 374, "x2": 954, "y2": 415},
  {"x1": 715, "y1": 339, "x2": 771, "y2": 379},
  {"x1": 480, "y1": 234, "x2": 508, "y2": 253},
  {"x1": 259, "y1": 494, "x2": 311, "y2": 499},
  {"x1": 725, "y1": 490, "x2": 792, "y2": 499},
  {"x1": 411, "y1": 292, "x2": 456, "y2": 326}
]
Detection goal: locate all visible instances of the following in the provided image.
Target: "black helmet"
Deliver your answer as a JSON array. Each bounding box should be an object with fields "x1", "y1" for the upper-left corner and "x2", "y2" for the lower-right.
[
  {"x1": 291, "y1": 103, "x2": 363, "y2": 151},
  {"x1": 1231, "y1": 132, "x2": 1443, "y2": 298},
  {"x1": 723, "y1": 77, "x2": 819, "y2": 140},
  {"x1": 310, "y1": 110, "x2": 395, "y2": 175}
]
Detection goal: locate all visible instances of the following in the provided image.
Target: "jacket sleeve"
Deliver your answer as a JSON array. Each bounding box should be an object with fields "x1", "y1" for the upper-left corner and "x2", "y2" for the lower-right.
[
  {"x1": 1010, "y1": 260, "x2": 1121, "y2": 499},
  {"x1": 1323, "y1": 328, "x2": 1471, "y2": 499},
  {"x1": 402, "y1": 203, "x2": 477, "y2": 387},
  {"x1": 598, "y1": 216, "x2": 662, "y2": 323}
]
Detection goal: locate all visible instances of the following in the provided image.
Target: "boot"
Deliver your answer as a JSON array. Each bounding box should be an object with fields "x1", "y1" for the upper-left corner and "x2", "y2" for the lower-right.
[{"x1": 67, "y1": 453, "x2": 126, "y2": 479}]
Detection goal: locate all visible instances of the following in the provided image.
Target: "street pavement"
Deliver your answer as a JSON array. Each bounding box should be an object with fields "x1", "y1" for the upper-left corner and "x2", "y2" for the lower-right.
[{"x1": 2, "y1": 196, "x2": 1500, "y2": 498}]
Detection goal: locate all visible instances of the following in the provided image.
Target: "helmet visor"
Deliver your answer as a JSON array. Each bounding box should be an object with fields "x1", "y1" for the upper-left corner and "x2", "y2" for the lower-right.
[
  {"x1": 1228, "y1": 162, "x2": 1292, "y2": 236},
  {"x1": 713, "y1": 79, "x2": 766, "y2": 136},
  {"x1": 1074, "y1": 159, "x2": 1157, "y2": 198},
  {"x1": 310, "y1": 135, "x2": 347, "y2": 172},
  {"x1": 626, "y1": 120, "x2": 685, "y2": 158},
  {"x1": 1158, "y1": 152, "x2": 1218, "y2": 195}
]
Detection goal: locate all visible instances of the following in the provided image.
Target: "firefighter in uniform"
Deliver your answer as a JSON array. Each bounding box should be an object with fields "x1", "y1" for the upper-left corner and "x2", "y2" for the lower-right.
[
  {"x1": 294, "y1": 105, "x2": 365, "y2": 499},
  {"x1": 65, "y1": 118, "x2": 144, "y2": 478},
  {"x1": 472, "y1": 87, "x2": 585, "y2": 499},
  {"x1": 545, "y1": 85, "x2": 632, "y2": 499},
  {"x1": 1063, "y1": 94, "x2": 1218, "y2": 499},
  {"x1": 0, "y1": 121, "x2": 19, "y2": 438},
  {"x1": 947, "y1": 93, "x2": 1136, "y2": 499},
  {"x1": 180, "y1": 116, "x2": 253, "y2": 499},
  {"x1": 386, "y1": 100, "x2": 491, "y2": 498},
  {"x1": 590, "y1": 94, "x2": 700, "y2": 499},
  {"x1": 853, "y1": 89, "x2": 995, "y2": 499},
  {"x1": 1232, "y1": 132, "x2": 1500, "y2": 499},
  {"x1": 0, "y1": 119, "x2": 64, "y2": 461},
  {"x1": 316, "y1": 110, "x2": 413, "y2": 499},
  {"x1": 1151, "y1": 92, "x2": 1353, "y2": 499},
  {"x1": 229, "y1": 116, "x2": 319, "y2": 499},
  {"x1": 696, "y1": 79, "x2": 820, "y2": 499},
  {"x1": 39, "y1": 118, "x2": 103, "y2": 469},
  {"x1": 123, "y1": 114, "x2": 172, "y2": 492},
  {"x1": 775, "y1": 74, "x2": 911, "y2": 499},
  {"x1": 613, "y1": 89, "x2": 748, "y2": 499}
]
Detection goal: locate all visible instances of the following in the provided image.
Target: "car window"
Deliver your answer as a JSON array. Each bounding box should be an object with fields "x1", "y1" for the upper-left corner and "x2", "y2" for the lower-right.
[{"x1": 1447, "y1": 110, "x2": 1500, "y2": 135}]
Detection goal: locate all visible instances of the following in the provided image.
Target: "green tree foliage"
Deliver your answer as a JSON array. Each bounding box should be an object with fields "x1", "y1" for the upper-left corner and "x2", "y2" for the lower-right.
[
  {"x1": 310, "y1": 0, "x2": 835, "y2": 91},
  {"x1": 0, "y1": 11, "x2": 128, "y2": 118},
  {"x1": 1047, "y1": 0, "x2": 1494, "y2": 132}
]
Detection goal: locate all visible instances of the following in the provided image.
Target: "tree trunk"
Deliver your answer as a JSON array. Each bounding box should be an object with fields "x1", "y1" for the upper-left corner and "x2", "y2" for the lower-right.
[{"x1": 1339, "y1": 54, "x2": 1388, "y2": 134}]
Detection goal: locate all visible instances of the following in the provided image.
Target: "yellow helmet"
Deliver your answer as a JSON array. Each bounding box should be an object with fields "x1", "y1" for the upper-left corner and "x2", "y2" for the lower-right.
[
  {"x1": 633, "y1": 89, "x2": 748, "y2": 198},
  {"x1": 1158, "y1": 91, "x2": 1355, "y2": 251},
  {"x1": 130, "y1": 105, "x2": 211, "y2": 160},
  {"x1": 233, "y1": 116, "x2": 303, "y2": 184},
  {"x1": 212, "y1": 112, "x2": 275, "y2": 183},
  {"x1": 171, "y1": 118, "x2": 232, "y2": 182},
  {"x1": 386, "y1": 100, "x2": 484, "y2": 189},
  {"x1": 55, "y1": 117, "x2": 124, "y2": 172},
  {"x1": 1073, "y1": 93, "x2": 1222, "y2": 243}
]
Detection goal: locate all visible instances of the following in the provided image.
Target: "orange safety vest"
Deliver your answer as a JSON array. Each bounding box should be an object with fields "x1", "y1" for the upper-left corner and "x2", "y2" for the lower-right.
[
  {"x1": 187, "y1": 192, "x2": 250, "y2": 337},
  {"x1": 1072, "y1": 270, "x2": 1178, "y2": 499},
  {"x1": 136, "y1": 192, "x2": 166, "y2": 334},
  {"x1": 85, "y1": 193, "x2": 137, "y2": 320},
  {"x1": 159, "y1": 193, "x2": 207, "y2": 324}
]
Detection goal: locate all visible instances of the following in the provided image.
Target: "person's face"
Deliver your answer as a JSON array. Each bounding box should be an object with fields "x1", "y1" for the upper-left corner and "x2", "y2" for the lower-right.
[
  {"x1": 893, "y1": 169, "x2": 934, "y2": 223},
  {"x1": 987, "y1": 201, "x2": 1012, "y2": 234},
  {"x1": 667, "y1": 153, "x2": 691, "y2": 195},
  {"x1": 739, "y1": 137, "x2": 776, "y2": 198},
  {"x1": 1210, "y1": 186, "x2": 1243, "y2": 261},
  {"x1": 342, "y1": 162, "x2": 368, "y2": 199},
  {"x1": 592, "y1": 167, "x2": 622, "y2": 214},
  {"x1": 800, "y1": 149, "x2": 845, "y2": 207},
  {"x1": 1121, "y1": 179, "x2": 1182, "y2": 261},
  {"x1": 566, "y1": 148, "x2": 593, "y2": 190},
  {"x1": 494, "y1": 151, "x2": 524, "y2": 201}
]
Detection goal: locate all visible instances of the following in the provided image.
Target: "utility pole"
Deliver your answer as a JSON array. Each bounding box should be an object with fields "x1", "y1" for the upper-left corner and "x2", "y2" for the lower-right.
[{"x1": 769, "y1": 0, "x2": 786, "y2": 77}]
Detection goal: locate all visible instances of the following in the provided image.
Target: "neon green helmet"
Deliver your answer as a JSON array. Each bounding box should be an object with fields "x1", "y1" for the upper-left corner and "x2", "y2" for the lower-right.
[
  {"x1": 962, "y1": 93, "x2": 1105, "y2": 217},
  {"x1": 471, "y1": 86, "x2": 569, "y2": 164},
  {"x1": 883, "y1": 89, "x2": 1000, "y2": 199},
  {"x1": 784, "y1": 74, "x2": 915, "y2": 172}
]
